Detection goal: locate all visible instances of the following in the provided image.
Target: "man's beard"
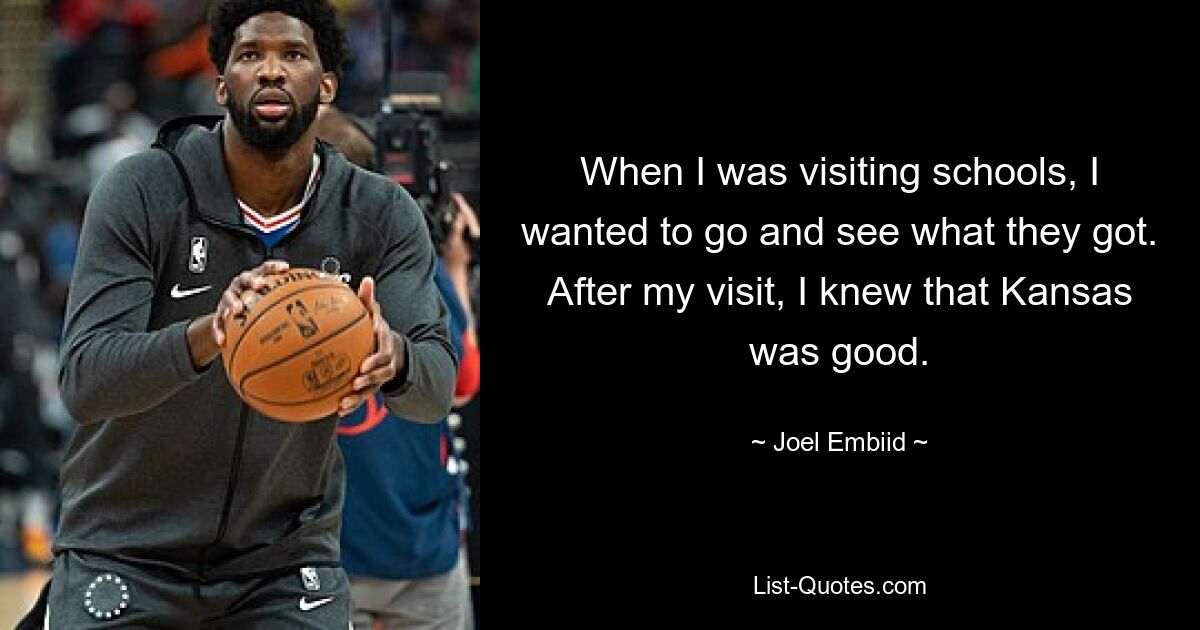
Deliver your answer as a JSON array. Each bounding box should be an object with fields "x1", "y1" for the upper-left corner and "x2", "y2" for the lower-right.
[{"x1": 227, "y1": 89, "x2": 319, "y2": 153}]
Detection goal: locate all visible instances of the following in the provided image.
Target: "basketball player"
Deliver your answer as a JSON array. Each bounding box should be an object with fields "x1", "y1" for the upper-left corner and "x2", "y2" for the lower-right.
[{"x1": 31, "y1": 1, "x2": 457, "y2": 626}]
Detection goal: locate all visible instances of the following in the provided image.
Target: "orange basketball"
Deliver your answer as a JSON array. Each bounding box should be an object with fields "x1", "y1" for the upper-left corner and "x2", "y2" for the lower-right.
[{"x1": 222, "y1": 268, "x2": 374, "y2": 422}]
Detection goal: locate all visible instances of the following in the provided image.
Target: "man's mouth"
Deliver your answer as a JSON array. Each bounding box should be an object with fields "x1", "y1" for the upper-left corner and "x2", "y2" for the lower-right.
[{"x1": 252, "y1": 90, "x2": 293, "y2": 121}]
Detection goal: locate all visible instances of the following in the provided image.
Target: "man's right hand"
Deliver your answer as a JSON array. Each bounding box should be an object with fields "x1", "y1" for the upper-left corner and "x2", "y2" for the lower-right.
[
  {"x1": 187, "y1": 260, "x2": 290, "y2": 369},
  {"x1": 212, "y1": 260, "x2": 291, "y2": 347},
  {"x1": 186, "y1": 260, "x2": 290, "y2": 370}
]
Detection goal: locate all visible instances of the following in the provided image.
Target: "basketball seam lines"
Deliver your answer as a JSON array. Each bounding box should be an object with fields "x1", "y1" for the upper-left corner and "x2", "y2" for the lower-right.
[{"x1": 238, "y1": 310, "x2": 371, "y2": 405}]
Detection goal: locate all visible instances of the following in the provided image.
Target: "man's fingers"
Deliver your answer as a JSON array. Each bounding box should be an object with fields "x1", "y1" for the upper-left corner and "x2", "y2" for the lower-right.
[
  {"x1": 212, "y1": 260, "x2": 290, "y2": 352},
  {"x1": 359, "y1": 277, "x2": 387, "y2": 353},
  {"x1": 366, "y1": 320, "x2": 392, "y2": 363},
  {"x1": 358, "y1": 276, "x2": 376, "y2": 310},
  {"x1": 336, "y1": 399, "x2": 358, "y2": 417},
  {"x1": 234, "y1": 261, "x2": 288, "y2": 291},
  {"x1": 223, "y1": 289, "x2": 246, "y2": 316},
  {"x1": 375, "y1": 316, "x2": 391, "y2": 343},
  {"x1": 352, "y1": 370, "x2": 391, "y2": 392},
  {"x1": 356, "y1": 352, "x2": 394, "y2": 380},
  {"x1": 236, "y1": 270, "x2": 255, "y2": 288},
  {"x1": 358, "y1": 333, "x2": 393, "y2": 369},
  {"x1": 337, "y1": 393, "x2": 370, "y2": 416}
]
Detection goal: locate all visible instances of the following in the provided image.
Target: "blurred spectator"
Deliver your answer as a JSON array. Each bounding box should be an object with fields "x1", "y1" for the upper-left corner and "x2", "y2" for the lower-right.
[
  {"x1": 398, "y1": 0, "x2": 477, "y2": 115},
  {"x1": 48, "y1": 0, "x2": 159, "y2": 158},
  {"x1": 142, "y1": 0, "x2": 223, "y2": 121},
  {"x1": 38, "y1": 189, "x2": 83, "y2": 332},
  {"x1": 0, "y1": 82, "x2": 51, "y2": 175},
  {"x1": 0, "y1": 83, "x2": 21, "y2": 147},
  {"x1": 467, "y1": 10, "x2": 478, "y2": 113},
  {"x1": 335, "y1": 0, "x2": 392, "y2": 114},
  {"x1": 336, "y1": 0, "x2": 479, "y2": 117},
  {"x1": 1, "y1": 162, "x2": 57, "y2": 571},
  {"x1": 60, "y1": 81, "x2": 157, "y2": 188}
]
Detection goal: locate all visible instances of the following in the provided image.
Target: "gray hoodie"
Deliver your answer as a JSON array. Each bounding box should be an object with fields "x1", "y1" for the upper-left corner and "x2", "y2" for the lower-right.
[{"x1": 55, "y1": 116, "x2": 457, "y2": 579}]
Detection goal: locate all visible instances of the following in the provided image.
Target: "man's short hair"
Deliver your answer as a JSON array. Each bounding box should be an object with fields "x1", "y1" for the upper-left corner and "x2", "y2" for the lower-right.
[{"x1": 207, "y1": 0, "x2": 349, "y2": 76}]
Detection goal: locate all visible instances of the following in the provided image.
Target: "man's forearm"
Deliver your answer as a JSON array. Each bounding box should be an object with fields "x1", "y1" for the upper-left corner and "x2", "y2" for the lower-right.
[
  {"x1": 59, "y1": 321, "x2": 208, "y2": 424},
  {"x1": 382, "y1": 332, "x2": 456, "y2": 423}
]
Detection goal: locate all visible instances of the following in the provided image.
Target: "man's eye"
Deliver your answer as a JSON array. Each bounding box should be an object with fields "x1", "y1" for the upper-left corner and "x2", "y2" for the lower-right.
[
  {"x1": 286, "y1": 51, "x2": 306, "y2": 60},
  {"x1": 237, "y1": 51, "x2": 259, "y2": 61}
]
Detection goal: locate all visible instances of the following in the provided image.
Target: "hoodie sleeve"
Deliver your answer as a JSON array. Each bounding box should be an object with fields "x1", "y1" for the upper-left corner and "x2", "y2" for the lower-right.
[
  {"x1": 58, "y1": 157, "x2": 205, "y2": 424},
  {"x1": 374, "y1": 188, "x2": 458, "y2": 423}
]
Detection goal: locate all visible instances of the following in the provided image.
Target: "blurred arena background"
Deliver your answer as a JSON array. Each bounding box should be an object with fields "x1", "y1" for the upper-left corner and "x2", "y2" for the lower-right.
[{"x1": 0, "y1": 0, "x2": 480, "y2": 625}]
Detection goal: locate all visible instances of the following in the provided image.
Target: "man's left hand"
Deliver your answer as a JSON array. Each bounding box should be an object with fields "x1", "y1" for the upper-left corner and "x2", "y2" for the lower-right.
[{"x1": 338, "y1": 276, "x2": 406, "y2": 416}]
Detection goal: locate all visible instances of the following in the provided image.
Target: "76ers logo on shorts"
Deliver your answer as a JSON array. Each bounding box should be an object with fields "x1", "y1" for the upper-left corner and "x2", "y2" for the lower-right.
[
  {"x1": 83, "y1": 572, "x2": 130, "y2": 620},
  {"x1": 189, "y1": 237, "x2": 208, "y2": 273}
]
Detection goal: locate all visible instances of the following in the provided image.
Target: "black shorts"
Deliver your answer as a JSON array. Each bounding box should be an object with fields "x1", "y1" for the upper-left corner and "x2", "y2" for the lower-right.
[{"x1": 47, "y1": 550, "x2": 351, "y2": 629}]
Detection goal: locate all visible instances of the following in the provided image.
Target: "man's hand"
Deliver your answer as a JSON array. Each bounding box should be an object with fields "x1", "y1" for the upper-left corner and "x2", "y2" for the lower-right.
[
  {"x1": 187, "y1": 260, "x2": 290, "y2": 370},
  {"x1": 338, "y1": 276, "x2": 407, "y2": 416},
  {"x1": 212, "y1": 260, "x2": 291, "y2": 347}
]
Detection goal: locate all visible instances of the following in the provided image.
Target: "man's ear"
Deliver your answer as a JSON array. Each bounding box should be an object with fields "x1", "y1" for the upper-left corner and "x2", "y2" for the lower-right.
[
  {"x1": 215, "y1": 75, "x2": 228, "y2": 106},
  {"x1": 320, "y1": 72, "x2": 338, "y2": 104}
]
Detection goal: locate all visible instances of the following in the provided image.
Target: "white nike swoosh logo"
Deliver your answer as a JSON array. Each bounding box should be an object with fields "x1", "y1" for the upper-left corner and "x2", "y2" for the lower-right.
[
  {"x1": 170, "y1": 284, "x2": 212, "y2": 299},
  {"x1": 299, "y1": 596, "x2": 335, "y2": 611}
]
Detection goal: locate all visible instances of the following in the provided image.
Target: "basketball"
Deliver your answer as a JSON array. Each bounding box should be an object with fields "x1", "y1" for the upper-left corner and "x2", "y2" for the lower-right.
[{"x1": 221, "y1": 268, "x2": 374, "y2": 422}]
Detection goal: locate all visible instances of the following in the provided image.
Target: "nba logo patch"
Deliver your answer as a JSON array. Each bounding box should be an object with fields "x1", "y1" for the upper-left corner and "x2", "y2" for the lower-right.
[
  {"x1": 300, "y1": 567, "x2": 321, "y2": 591},
  {"x1": 189, "y1": 237, "x2": 208, "y2": 273}
]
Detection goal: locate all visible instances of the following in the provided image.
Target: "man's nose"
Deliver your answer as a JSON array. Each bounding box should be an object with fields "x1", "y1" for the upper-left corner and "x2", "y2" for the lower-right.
[{"x1": 257, "y1": 54, "x2": 286, "y2": 83}]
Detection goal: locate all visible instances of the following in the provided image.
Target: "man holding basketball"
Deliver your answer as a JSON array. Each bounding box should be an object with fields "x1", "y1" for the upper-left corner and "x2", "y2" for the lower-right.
[{"x1": 35, "y1": 0, "x2": 456, "y2": 626}]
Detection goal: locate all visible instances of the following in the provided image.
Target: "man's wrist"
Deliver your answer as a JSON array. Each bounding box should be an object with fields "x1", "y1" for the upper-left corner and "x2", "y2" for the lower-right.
[
  {"x1": 186, "y1": 314, "x2": 221, "y2": 370},
  {"x1": 382, "y1": 331, "x2": 409, "y2": 394}
]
